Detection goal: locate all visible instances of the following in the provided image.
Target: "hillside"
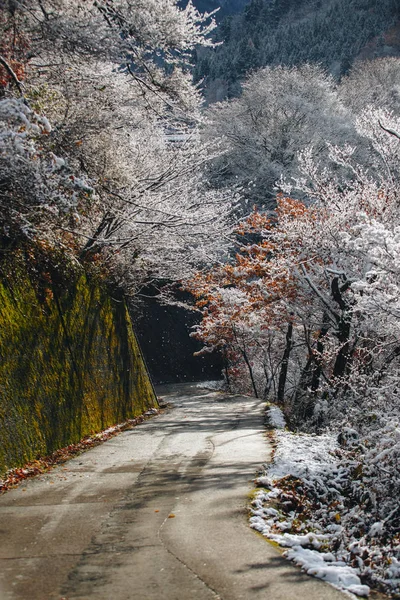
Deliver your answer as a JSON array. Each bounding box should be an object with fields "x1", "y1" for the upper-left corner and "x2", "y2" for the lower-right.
[{"x1": 194, "y1": 0, "x2": 400, "y2": 101}]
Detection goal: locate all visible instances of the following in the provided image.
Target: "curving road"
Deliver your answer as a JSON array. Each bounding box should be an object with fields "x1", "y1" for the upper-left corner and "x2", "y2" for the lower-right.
[{"x1": 0, "y1": 384, "x2": 348, "y2": 599}]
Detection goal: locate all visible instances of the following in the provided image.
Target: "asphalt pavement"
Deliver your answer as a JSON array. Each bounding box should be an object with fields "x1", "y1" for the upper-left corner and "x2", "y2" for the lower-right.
[{"x1": 0, "y1": 383, "x2": 349, "y2": 599}]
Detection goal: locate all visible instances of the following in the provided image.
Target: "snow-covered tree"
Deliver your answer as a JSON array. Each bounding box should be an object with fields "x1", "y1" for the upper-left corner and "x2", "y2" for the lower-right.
[
  {"x1": 0, "y1": 1, "x2": 235, "y2": 293},
  {"x1": 203, "y1": 64, "x2": 355, "y2": 206},
  {"x1": 24, "y1": 0, "x2": 219, "y2": 117},
  {"x1": 339, "y1": 57, "x2": 400, "y2": 116}
]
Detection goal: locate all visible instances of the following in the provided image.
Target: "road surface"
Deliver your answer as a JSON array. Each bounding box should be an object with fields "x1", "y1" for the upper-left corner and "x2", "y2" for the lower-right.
[{"x1": 0, "y1": 383, "x2": 348, "y2": 599}]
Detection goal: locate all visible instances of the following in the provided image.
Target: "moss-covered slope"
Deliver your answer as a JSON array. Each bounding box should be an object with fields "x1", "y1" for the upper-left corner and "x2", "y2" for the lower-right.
[{"x1": 0, "y1": 252, "x2": 157, "y2": 476}]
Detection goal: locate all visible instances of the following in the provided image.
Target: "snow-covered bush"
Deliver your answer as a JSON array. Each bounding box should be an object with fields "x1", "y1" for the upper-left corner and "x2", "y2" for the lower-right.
[{"x1": 251, "y1": 408, "x2": 400, "y2": 597}]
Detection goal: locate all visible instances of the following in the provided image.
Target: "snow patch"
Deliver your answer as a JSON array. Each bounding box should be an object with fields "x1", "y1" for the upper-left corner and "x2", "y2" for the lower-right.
[
  {"x1": 286, "y1": 547, "x2": 370, "y2": 597},
  {"x1": 267, "y1": 429, "x2": 336, "y2": 481},
  {"x1": 266, "y1": 405, "x2": 286, "y2": 429}
]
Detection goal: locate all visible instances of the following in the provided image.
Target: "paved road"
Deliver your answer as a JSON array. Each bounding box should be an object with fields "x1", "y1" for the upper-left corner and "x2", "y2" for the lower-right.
[{"x1": 0, "y1": 384, "x2": 348, "y2": 600}]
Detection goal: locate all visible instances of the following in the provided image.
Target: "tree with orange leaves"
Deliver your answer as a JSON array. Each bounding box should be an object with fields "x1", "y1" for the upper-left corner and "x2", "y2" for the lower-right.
[{"x1": 186, "y1": 197, "x2": 311, "y2": 400}]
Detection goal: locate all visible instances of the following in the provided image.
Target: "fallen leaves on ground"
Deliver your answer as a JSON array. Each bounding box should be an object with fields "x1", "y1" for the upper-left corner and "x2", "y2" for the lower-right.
[{"x1": 0, "y1": 407, "x2": 160, "y2": 494}]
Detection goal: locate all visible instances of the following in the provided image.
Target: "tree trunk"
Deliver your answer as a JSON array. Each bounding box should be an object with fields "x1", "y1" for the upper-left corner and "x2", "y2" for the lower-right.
[
  {"x1": 277, "y1": 321, "x2": 293, "y2": 405},
  {"x1": 332, "y1": 322, "x2": 351, "y2": 378},
  {"x1": 223, "y1": 347, "x2": 231, "y2": 389},
  {"x1": 311, "y1": 318, "x2": 330, "y2": 391},
  {"x1": 241, "y1": 345, "x2": 259, "y2": 398},
  {"x1": 331, "y1": 277, "x2": 352, "y2": 379}
]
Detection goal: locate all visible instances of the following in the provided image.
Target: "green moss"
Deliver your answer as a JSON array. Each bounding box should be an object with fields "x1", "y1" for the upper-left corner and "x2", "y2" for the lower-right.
[{"x1": 0, "y1": 253, "x2": 157, "y2": 476}]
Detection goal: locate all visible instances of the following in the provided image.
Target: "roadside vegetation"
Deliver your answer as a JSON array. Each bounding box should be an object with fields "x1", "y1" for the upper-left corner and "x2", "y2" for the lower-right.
[{"x1": 187, "y1": 56, "x2": 400, "y2": 600}]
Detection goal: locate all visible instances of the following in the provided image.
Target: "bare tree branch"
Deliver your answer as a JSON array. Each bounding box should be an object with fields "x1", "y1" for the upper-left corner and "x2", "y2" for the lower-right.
[
  {"x1": 378, "y1": 120, "x2": 400, "y2": 141},
  {"x1": 0, "y1": 55, "x2": 24, "y2": 96}
]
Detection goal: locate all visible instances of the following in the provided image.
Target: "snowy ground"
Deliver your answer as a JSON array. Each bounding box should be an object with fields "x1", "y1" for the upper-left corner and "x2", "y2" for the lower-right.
[{"x1": 250, "y1": 405, "x2": 400, "y2": 598}]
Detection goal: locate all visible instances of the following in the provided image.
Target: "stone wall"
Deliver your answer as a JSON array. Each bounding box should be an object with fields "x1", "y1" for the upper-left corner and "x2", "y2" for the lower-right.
[{"x1": 0, "y1": 252, "x2": 157, "y2": 475}]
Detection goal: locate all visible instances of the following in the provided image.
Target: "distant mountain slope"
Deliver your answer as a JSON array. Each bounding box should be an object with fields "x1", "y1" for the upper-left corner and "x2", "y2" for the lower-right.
[{"x1": 193, "y1": 0, "x2": 400, "y2": 101}]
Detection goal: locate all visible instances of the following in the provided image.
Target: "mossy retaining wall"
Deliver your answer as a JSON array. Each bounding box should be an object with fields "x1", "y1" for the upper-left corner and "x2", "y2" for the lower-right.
[{"x1": 0, "y1": 252, "x2": 157, "y2": 476}]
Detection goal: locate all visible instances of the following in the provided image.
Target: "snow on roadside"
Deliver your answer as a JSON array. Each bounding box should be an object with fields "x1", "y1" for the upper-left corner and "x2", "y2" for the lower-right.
[
  {"x1": 251, "y1": 405, "x2": 370, "y2": 598},
  {"x1": 195, "y1": 380, "x2": 225, "y2": 391}
]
